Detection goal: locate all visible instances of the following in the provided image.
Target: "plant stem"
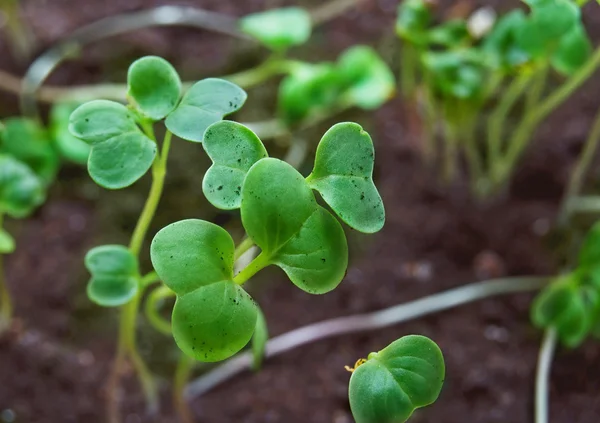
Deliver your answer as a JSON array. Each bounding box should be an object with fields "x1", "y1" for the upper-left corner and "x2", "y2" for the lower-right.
[
  {"x1": 535, "y1": 329, "x2": 557, "y2": 423},
  {"x1": 442, "y1": 119, "x2": 459, "y2": 184},
  {"x1": 525, "y1": 64, "x2": 549, "y2": 112},
  {"x1": 0, "y1": 214, "x2": 11, "y2": 334},
  {"x1": 185, "y1": 276, "x2": 548, "y2": 398},
  {"x1": 107, "y1": 130, "x2": 172, "y2": 422},
  {"x1": 486, "y1": 72, "x2": 531, "y2": 173},
  {"x1": 557, "y1": 107, "x2": 600, "y2": 224},
  {"x1": 173, "y1": 353, "x2": 196, "y2": 423},
  {"x1": 400, "y1": 42, "x2": 418, "y2": 98},
  {"x1": 561, "y1": 195, "x2": 600, "y2": 215},
  {"x1": 233, "y1": 252, "x2": 270, "y2": 285},
  {"x1": 310, "y1": 0, "x2": 361, "y2": 25},
  {"x1": 145, "y1": 285, "x2": 174, "y2": 336},
  {"x1": 234, "y1": 237, "x2": 256, "y2": 262},
  {"x1": 226, "y1": 58, "x2": 300, "y2": 88},
  {"x1": 496, "y1": 45, "x2": 600, "y2": 189}
]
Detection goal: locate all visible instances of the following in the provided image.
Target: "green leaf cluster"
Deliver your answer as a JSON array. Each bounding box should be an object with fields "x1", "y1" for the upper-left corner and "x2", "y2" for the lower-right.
[
  {"x1": 348, "y1": 335, "x2": 445, "y2": 423},
  {"x1": 532, "y1": 221, "x2": 600, "y2": 347},
  {"x1": 69, "y1": 56, "x2": 246, "y2": 189},
  {"x1": 151, "y1": 122, "x2": 384, "y2": 361},
  {"x1": 278, "y1": 45, "x2": 395, "y2": 124},
  {"x1": 240, "y1": 7, "x2": 312, "y2": 51},
  {"x1": 0, "y1": 154, "x2": 45, "y2": 219}
]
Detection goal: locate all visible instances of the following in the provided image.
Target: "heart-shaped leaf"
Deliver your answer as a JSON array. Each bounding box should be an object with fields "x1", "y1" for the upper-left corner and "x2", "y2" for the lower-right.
[
  {"x1": 202, "y1": 121, "x2": 268, "y2": 210},
  {"x1": 551, "y1": 22, "x2": 592, "y2": 75},
  {"x1": 252, "y1": 305, "x2": 268, "y2": 370},
  {"x1": 349, "y1": 335, "x2": 445, "y2": 423},
  {"x1": 127, "y1": 56, "x2": 182, "y2": 120},
  {"x1": 50, "y1": 103, "x2": 91, "y2": 165},
  {"x1": 151, "y1": 219, "x2": 258, "y2": 361},
  {"x1": 307, "y1": 123, "x2": 384, "y2": 234},
  {"x1": 165, "y1": 78, "x2": 247, "y2": 142},
  {"x1": 240, "y1": 7, "x2": 312, "y2": 51},
  {"x1": 241, "y1": 158, "x2": 348, "y2": 294},
  {"x1": 69, "y1": 100, "x2": 157, "y2": 189},
  {"x1": 0, "y1": 118, "x2": 59, "y2": 185},
  {"x1": 531, "y1": 275, "x2": 593, "y2": 347},
  {"x1": 482, "y1": 9, "x2": 530, "y2": 70},
  {"x1": 0, "y1": 229, "x2": 15, "y2": 254},
  {"x1": 0, "y1": 155, "x2": 45, "y2": 219},
  {"x1": 85, "y1": 245, "x2": 139, "y2": 307},
  {"x1": 337, "y1": 46, "x2": 396, "y2": 110}
]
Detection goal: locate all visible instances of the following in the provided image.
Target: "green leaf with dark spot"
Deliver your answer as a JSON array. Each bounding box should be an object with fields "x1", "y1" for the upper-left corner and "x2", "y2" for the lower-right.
[
  {"x1": 127, "y1": 56, "x2": 182, "y2": 120},
  {"x1": 0, "y1": 229, "x2": 15, "y2": 254},
  {"x1": 202, "y1": 121, "x2": 268, "y2": 210},
  {"x1": 85, "y1": 245, "x2": 138, "y2": 307},
  {"x1": 252, "y1": 306, "x2": 268, "y2": 370},
  {"x1": 241, "y1": 158, "x2": 348, "y2": 294},
  {"x1": 551, "y1": 22, "x2": 592, "y2": 75},
  {"x1": 0, "y1": 155, "x2": 45, "y2": 218},
  {"x1": 337, "y1": 46, "x2": 396, "y2": 110},
  {"x1": 307, "y1": 123, "x2": 384, "y2": 233},
  {"x1": 69, "y1": 100, "x2": 157, "y2": 189},
  {"x1": 151, "y1": 219, "x2": 258, "y2": 361},
  {"x1": 240, "y1": 7, "x2": 311, "y2": 51},
  {"x1": 165, "y1": 78, "x2": 247, "y2": 142},
  {"x1": 349, "y1": 335, "x2": 445, "y2": 423},
  {"x1": 50, "y1": 103, "x2": 91, "y2": 165},
  {"x1": 0, "y1": 118, "x2": 59, "y2": 185}
]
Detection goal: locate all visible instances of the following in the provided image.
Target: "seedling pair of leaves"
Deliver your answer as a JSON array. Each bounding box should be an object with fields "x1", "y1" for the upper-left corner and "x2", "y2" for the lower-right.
[
  {"x1": 150, "y1": 121, "x2": 385, "y2": 362},
  {"x1": 484, "y1": 0, "x2": 591, "y2": 75},
  {"x1": 532, "y1": 221, "x2": 600, "y2": 347},
  {"x1": 278, "y1": 45, "x2": 395, "y2": 124},
  {"x1": 348, "y1": 335, "x2": 445, "y2": 423},
  {"x1": 239, "y1": 7, "x2": 312, "y2": 52},
  {"x1": 69, "y1": 56, "x2": 247, "y2": 306}
]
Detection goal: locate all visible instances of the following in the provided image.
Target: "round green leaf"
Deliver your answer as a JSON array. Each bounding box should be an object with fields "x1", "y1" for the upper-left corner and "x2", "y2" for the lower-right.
[
  {"x1": 0, "y1": 155, "x2": 45, "y2": 218},
  {"x1": 69, "y1": 100, "x2": 157, "y2": 189},
  {"x1": 151, "y1": 219, "x2": 235, "y2": 295},
  {"x1": 127, "y1": 56, "x2": 182, "y2": 120},
  {"x1": 172, "y1": 280, "x2": 257, "y2": 362},
  {"x1": 241, "y1": 158, "x2": 348, "y2": 294},
  {"x1": 252, "y1": 306, "x2": 268, "y2": 370},
  {"x1": 0, "y1": 118, "x2": 59, "y2": 185},
  {"x1": 307, "y1": 123, "x2": 384, "y2": 233},
  {"x1": 50, "y1": 103, "x2": 91, "y2": 165},
  {"x1": 551, "y1": 23, "x2": 592, "y2": 76},
  {"x1": 165, "y1": 78, "x2": 247, "y2": 143},
  {"x1": 85, "y1": 245, "x2": 138, "y2": 307},
  {"x1": 0, "y1": 229, "x2": 15, "y2": 254},
  {"x1": 151, "y1": 219, "x2": 258, "y2": 361},
  {"x1": 337, "y1": 46, "x2": 396, "y2": 110},
  {"x1": 202, "y1": 121, "x2": 268, "y2": 210},
  {"x1": 240, "y1": 7, "x2": 312, "y2": 51},
  {"x1": 349, "y1": 335, "x2": 445, "y2": 423}
]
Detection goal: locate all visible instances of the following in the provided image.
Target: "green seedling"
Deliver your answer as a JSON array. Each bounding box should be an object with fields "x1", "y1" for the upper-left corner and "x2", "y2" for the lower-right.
[
  {"x1": 348, "y1": 335, "x2": 445, "y2": 423},
  {"x1": 151, "y1": 121, "x2": 384, "y2": 361},
  {"x1": 0, "y1": 153, "x2": 46, "y2": 331},
  {"x1": 240, "y1": 7, "x2": 312, "y2": 52},
  {"x1": 68, "y1": 55, "x2": 246, "y2": 418}
]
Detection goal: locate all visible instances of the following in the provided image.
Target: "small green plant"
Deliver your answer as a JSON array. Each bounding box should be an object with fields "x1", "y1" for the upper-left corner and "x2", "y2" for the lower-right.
[
  {"x1": 396, "y1": 0, "x2": 600, "y2": 198},
  {"x1": 347, "y1": 335, "x2": 445, "y2": 423}
]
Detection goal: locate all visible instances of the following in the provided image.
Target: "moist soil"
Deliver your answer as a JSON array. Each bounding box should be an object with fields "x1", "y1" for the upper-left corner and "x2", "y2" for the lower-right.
[{"x1": 1, "y1": 1, "x2": 600, "y2": 422}]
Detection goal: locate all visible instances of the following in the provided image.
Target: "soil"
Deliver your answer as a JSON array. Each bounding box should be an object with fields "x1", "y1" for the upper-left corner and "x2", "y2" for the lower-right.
[{"x1": 1, "y1": 0, "x2": 600, "y2": 422}]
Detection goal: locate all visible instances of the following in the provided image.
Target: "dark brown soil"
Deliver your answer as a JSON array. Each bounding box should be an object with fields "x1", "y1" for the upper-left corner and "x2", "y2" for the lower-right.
[{"x1": 1, "y1": 1, "x2": 600, "y2": 422}]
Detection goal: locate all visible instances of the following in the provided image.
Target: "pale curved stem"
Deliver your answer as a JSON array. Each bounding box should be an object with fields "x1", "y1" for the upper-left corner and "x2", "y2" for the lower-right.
[
  {"x1": 185, "y1": 276, "x2": 548, "y2": 399},
  {"x1": 535, "y1": 329, "x2": 557, "y2": 423}
]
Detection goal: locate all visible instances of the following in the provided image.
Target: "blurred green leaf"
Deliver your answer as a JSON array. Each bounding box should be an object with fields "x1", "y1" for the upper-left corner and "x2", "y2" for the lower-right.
[
  {"x1": 337, "y1": 46, "x2": 396, "y2": 109},
  {"x1": 252, "y1": 306, "x2": 268, "y2": 370},
  {"x1": 307, "y1": 123, "x2": 384, "y2": 233},
  {"x1": 482, "y1": 9, "x2": 530, "y2": 70},
  {"x1": 202, "y1": 121, "x2": 267, "y2": 210},
  {"x1": 85, "y1": 245, "x2": 138, "y2": 307},
  {"x1": 0, "y1": 118, "x2": 59, "y2": 185},
  {"x1": 0, "y1": 154, "x2": 45, "y2": 219},
  {"x1": 0, "y1": 228, "x2": 15, "y2": 254},
  {"x1": 165, "y1": 78, "x2": 247, "y2": 142},
  {"x1": 349, "y1": 335, "x2": 445, "y2": 423},
  {"x1": 240, "y1": 7, "x2": 312, "y2": 51},
  {"x1": 396, "y1": 0, "x2": 432, "y2": 45},
  {"x1": 422, "y1": 50, "x2": 486, "y2": 99},
  {"x1": 69, "y1": 100, "x2": 157, "y2": 189},
  {"x1": 551, "y1": 22, "x2": 592, "y2": 75},
  {"x1": 241, "y1": 158, "x2": 348, "y2": 294},
  {"x1": 127, "y1": 56, "x2": 182, "y2": 121},
  {"x1": 50, "y1": 103, "x2": 91, "y2": 165},
  {"x1": 427, "y1": 20, "x2": 470, "y2": 47},
  {"x1": 151, "y1": 219, "x2": 258, "y2": 361}
]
